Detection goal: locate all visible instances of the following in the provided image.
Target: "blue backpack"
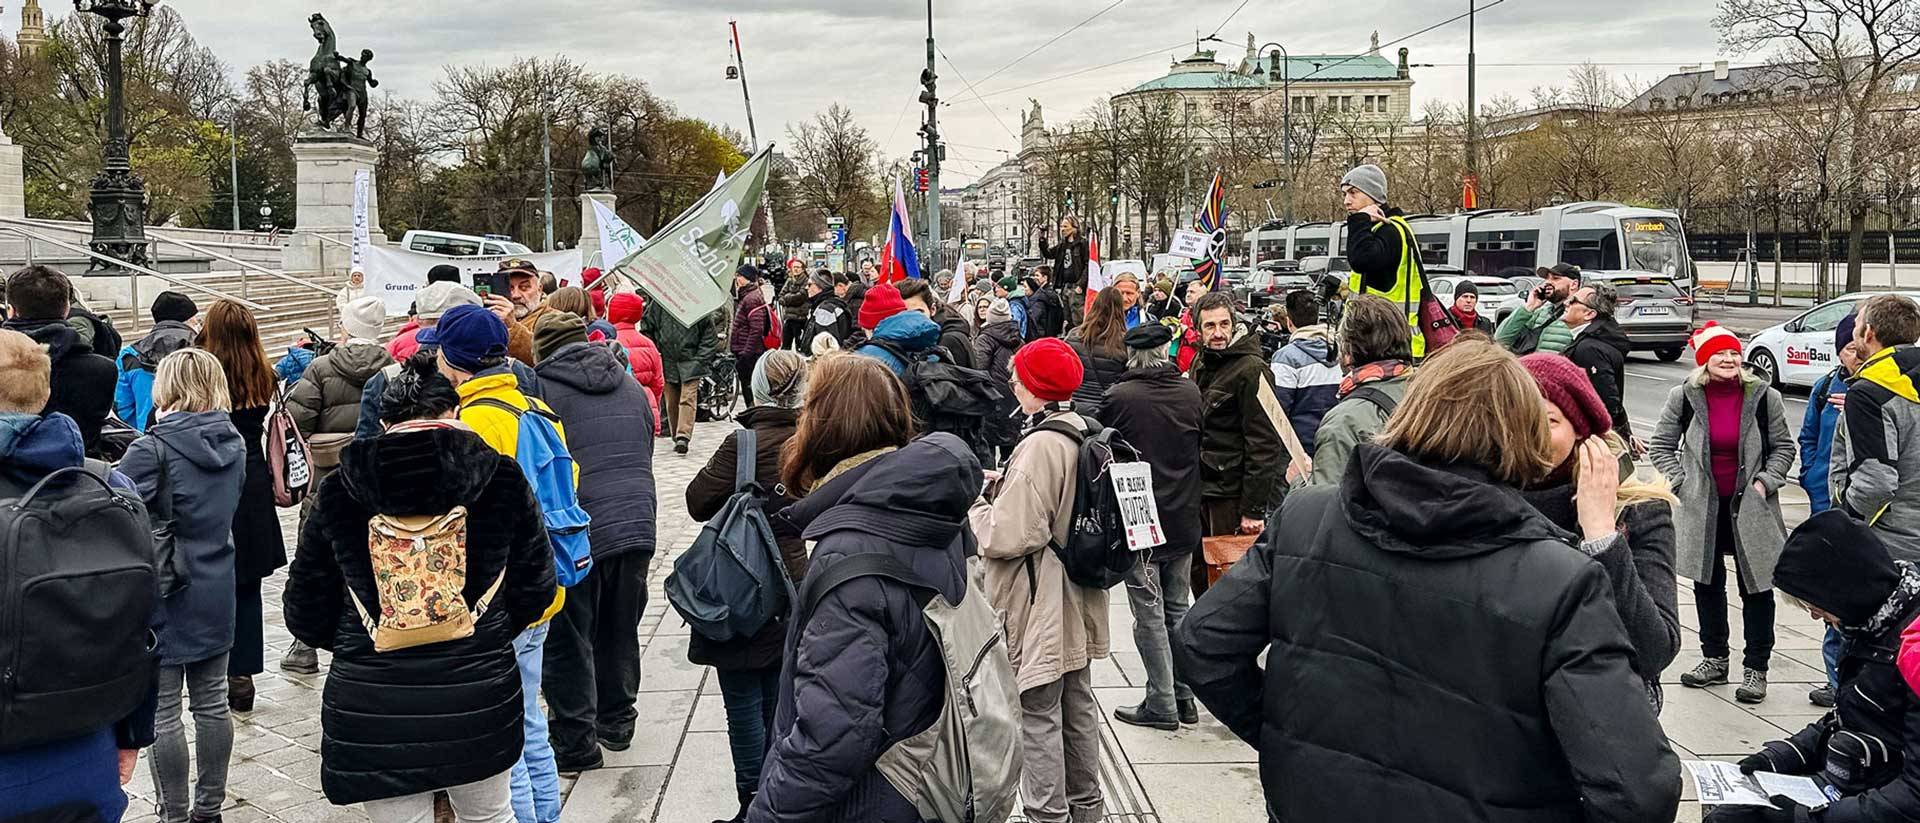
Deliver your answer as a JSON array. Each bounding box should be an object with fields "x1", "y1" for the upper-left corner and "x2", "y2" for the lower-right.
[
  {"x1": 664, "y1": 429, "x2": 792, "y2": 642},
  {"x1": 470, "y1": 398, "x2": 593, "y2": 587}
]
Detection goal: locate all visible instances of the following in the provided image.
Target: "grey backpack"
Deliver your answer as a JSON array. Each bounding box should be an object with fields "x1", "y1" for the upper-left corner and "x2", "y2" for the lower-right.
[{"x1": 793, "y1": 553, "x2": 1021, "y2": 823}]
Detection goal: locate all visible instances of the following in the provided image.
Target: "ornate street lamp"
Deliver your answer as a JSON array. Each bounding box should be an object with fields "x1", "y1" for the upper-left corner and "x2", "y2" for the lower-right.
[{"x1": 73, "y1": 0, "x2": 158, "y2": 270}]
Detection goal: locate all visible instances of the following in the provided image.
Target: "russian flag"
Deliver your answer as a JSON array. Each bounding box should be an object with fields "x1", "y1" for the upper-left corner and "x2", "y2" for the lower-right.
[{"x1": 877, "y1": 176, "x2": 920, "y2": 285}]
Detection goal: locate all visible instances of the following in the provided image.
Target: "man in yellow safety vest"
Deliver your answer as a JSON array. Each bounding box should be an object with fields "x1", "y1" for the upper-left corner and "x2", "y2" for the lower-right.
[{"x1": 1341, "y1": 164, "x2": 1428, "y2": 358}]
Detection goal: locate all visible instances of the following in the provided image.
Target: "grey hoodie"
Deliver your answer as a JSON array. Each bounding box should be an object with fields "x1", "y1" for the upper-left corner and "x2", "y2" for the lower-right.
[{"x1": 116, "y1": 410, "x2": 247, "y2": 665}]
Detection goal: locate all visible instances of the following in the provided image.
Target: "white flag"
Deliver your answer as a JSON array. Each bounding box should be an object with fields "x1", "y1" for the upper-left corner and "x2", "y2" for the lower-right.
[{"x1": 592, "y1": 198, "x2": 646, "y2": 270}]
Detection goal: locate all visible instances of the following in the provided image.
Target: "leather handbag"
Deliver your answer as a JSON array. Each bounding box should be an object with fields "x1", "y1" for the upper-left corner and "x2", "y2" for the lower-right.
[{"x1": 1202, "y1": 534, "x2": 1259, "y2": 586}]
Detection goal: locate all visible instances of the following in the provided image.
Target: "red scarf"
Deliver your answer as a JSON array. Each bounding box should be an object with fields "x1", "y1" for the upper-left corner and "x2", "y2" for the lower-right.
[
  {"x1": 1339, "y1": 360, "x2": 1412, "y2": 397},
  {"x1": 1449, "y1": 305, "x2": 1479, "y2": 329}
]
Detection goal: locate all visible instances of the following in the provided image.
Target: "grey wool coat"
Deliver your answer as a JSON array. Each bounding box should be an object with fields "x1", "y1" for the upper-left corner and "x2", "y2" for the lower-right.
[{"x1": 1647, "y1": 371, "x2": 1796, "y2": 593}]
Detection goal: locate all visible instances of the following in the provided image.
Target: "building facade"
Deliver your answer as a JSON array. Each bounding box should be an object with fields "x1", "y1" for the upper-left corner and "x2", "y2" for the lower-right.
[{"x1": 17, "y1": 0, "x2": 48, "y2": 55}]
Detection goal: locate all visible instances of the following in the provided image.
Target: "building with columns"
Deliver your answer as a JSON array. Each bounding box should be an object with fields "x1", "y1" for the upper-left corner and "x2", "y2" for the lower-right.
[{"x1": 17, "y1": 0, "x2": 49, "y2": 55}]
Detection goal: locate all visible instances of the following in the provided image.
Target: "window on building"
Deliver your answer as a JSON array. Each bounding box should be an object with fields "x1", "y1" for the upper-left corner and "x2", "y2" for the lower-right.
[
  {"x1": 1184, "y1": 99, "x2": 1198, "y2": 119},
  {"x1": 1675, "y1": 95, "x2": 1691, "y2": 108},
  {"x1": 1649, "y1": 97, "x2": 1665, "y2": 110}
]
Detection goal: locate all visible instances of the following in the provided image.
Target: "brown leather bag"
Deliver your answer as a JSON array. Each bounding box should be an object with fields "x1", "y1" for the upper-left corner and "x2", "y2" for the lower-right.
[{"x1": 1202, "y1": 534, "x2": 1259, "y2": 585}]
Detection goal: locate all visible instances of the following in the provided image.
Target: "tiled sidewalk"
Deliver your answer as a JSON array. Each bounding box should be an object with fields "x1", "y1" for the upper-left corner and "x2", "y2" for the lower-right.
[{"x1": 121, "y1": 427, "x2": 1813, "y2": 822}]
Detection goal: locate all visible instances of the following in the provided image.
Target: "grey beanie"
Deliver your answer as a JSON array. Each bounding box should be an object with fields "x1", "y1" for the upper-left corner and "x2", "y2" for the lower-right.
[{"x1": 1341, "y1": 164, "x2": 1389, "y2": 206}]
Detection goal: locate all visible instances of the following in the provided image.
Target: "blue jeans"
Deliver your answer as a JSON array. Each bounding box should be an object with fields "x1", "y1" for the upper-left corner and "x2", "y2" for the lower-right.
[
  {"x1": 716, "y1": 667, "x2": 780, "y2": 806},
  {"x1": 1824, "y1": 625, "x2": 1843, "y2": 691},
  {"x1": 510, "y1": 623, "x2": 560, "y2": 823}
]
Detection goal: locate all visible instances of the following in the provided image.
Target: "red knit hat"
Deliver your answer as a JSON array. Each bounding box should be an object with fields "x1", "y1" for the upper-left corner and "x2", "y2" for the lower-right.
[
  {"x1": 1691, "y1": 321, "x2": 1743, "y2": 367},
  {"x1": 858, "y1": 282, "x2": 909, "y2": 331},
  {"x1": 1012, "y1": 338, "x2": 1084, "y2": 403},
  {"x1": 1519, "y1": 353, "x2": 1612, "y2": 440},
  {"x1": 608, "y1": 291, "x2": 647, "y2": 325}
]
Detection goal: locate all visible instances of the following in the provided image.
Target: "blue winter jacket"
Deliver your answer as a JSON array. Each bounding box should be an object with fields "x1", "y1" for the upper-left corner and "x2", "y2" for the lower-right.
[
  {"x1": 853, "y1": 311, "x2": 944, "y2": 377},
  {"x1": 1269, "y1": 327, "x2": 1343, "y2": 454},
  {"x1": 1800, "y1": 367, "x2": 1848, "y2": 513},
  {"x1": 113, "y1": 321, "x2": 196, "y2": 432},
  {"x1": 275, "y1": 345, "x2": 317, "y2": 385},
  {"x1": 0, "y1": 412, "x2": 154, "y2": 823}
]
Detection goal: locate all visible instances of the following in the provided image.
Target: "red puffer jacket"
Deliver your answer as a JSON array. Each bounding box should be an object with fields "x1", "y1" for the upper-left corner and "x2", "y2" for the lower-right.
[{"x1": 608, "y1": 292, "x2": 668, "y2": 434}]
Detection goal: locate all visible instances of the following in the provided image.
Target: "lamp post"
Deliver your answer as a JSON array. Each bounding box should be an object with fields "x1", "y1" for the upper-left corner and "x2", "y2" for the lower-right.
[
  {"x1": 1746, "y1": 182, "x2": 1760, "y2": 306},
  {"x1": 1259, "y1": 42, "x2": 1294, "y2": 223},
  {"x1": 73, "y1": 0, "x2": 158, "y2": 270}
]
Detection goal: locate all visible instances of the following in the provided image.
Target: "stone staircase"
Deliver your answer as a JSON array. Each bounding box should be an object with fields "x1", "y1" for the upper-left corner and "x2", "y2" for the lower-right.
[{"x1": 88, "y1": 269, "x2": 353, "y2": 355}]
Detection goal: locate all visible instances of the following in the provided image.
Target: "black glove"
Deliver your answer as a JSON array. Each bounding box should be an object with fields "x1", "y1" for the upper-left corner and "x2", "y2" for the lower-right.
[
  {"x1": 1703, "y1": 803, "x2": 1797, "y2": 823},
  {"x1": 1741, "y1": 740, "x2": 1817, "y2": 775}
]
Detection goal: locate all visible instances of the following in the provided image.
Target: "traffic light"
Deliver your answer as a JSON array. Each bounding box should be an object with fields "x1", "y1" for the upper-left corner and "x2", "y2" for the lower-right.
[
  {"x1": 920, "y1": 68, "x2": 937, "y2": 106},
  {"x1": 1109, "y1": 187, "x2": 1120, "y2": 207}
]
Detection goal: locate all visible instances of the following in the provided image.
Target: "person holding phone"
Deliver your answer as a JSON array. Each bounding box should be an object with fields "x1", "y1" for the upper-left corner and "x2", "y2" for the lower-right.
[{"x1": 1496, "y1": 264, "x2": 1582, "y2": 355}]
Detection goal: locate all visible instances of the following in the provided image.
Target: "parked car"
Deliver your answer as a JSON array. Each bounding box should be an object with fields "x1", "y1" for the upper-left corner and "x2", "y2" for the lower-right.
[
  {"x1": 399, "y1": 230, "x2": 534, "y2": 258},
  {"x1": 1240, "y1": 268, "x2": 1316, "y2": 311},
  {"x1": 1429, "y1": 275, "x2": 1524, "y2": 323},
  {"x1": 1013, "y1": 257, "x2": 1047, "y2": 279},
  {"x1": 1746, "y1": 290, "x2": 1920, "y2": 387},
  {"x1": 1582, "y1": 272, "x2": 1696, "y2": 361}
]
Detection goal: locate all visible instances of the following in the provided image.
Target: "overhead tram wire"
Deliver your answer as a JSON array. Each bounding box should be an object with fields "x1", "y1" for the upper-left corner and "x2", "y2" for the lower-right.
[
  {"x1": 940, "y1": 45, "x2": 1022, "y2": 143},
  {"x1": 974, "y1": 0, "x2": 1130, "y2": 87},
  {"x1": 1245, "y1": 0, "x2": 1510, "y2": 105}
]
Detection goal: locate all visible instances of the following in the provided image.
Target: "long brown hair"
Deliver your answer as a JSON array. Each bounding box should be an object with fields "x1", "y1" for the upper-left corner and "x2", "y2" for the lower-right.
[
  {"x1": 548, "y1": 286, "x2": 592, "y2": 319},
  {"x1": 780, "y1": 354, "x2": 915, "y2": 491},
  {"x1": 196, "y1": 299, "x2": 275, "y2": 409},
  {"x1": 1376, "y1": 339, "x2": 1554, "y2": 487},
  {"x1": 1076, "y1": 287, "x2": 1127, "y2": 355}
]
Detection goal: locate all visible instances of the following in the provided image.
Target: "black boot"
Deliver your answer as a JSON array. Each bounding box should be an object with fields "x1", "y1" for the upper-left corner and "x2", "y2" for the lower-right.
[
  {"x1": 227, "y1": 676, "x2": 255, "y2": 713},
  {"x1": 1113, "y1": 702, "x2": 1180, "y2": 731},
  {"x1": 1177, "y1": 697, "x2": 1200, "y2": 725}
]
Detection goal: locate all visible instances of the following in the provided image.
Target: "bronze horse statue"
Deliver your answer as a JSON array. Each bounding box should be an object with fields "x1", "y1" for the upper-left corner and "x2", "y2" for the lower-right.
[{"x1": 303, "y1": 14, "x2": 352, "y2": 132}]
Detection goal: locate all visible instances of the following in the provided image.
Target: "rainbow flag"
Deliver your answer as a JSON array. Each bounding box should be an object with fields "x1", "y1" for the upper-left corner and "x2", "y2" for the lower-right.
[{"x1": 1192, "y1": 170, "x2": 1227, "y2": 291}]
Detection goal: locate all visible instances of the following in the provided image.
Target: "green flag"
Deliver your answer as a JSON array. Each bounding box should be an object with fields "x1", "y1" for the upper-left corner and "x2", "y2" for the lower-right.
[{"x1": 611, "y1": 146, "x2": 771, "y2": 326}]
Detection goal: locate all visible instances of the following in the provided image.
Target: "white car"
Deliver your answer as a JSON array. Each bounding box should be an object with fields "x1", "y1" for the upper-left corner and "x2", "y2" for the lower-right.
[
  {"x1": 399, "y1": 230, "x2": 533, "y2": 258},
  {"x1": 1429, "y1": 275, "x2": 1523, "y2": 322},
  {"x1": 1745, "y1": 291, "x2": 1920, "y2": 388}
]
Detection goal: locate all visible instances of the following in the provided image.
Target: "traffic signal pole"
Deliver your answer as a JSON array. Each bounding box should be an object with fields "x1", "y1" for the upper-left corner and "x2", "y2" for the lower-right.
[{"x1": 923, "y1": 0, "x2": 942, "y2": 268}]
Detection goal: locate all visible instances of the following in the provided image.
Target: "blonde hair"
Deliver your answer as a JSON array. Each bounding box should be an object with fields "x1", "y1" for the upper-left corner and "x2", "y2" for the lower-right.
[
  {"x1": 0, "y1": 329, "x2": 51, "y2": 414},
  {"x1": 153, "y1": 349, "x2": 231, "y2": 414},
  {"x1": 1376, "y1": 339, "x2": 1555, "y2": 487},
  {"x1": 1593, "y1": 430, "x2": 1679, "y2": 511}
]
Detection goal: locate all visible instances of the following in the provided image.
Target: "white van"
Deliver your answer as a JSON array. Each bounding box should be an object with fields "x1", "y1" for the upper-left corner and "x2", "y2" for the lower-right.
[{"x1": 399, "y1": 230, "x2": 534, "y2": 258}]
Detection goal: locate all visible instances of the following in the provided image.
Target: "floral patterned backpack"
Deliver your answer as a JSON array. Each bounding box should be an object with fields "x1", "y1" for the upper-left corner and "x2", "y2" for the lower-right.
[{"x1": 349, "y1": 506, "x2": 504, "y2": 652}]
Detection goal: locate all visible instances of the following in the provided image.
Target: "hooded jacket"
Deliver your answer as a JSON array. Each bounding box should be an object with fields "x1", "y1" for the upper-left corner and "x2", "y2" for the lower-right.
[
  {"x1": 801, "y1": 290, "x2": 854, "y2": 349},
  {"x1": 971, "y1": 320, "x2": 1023, "y2": 387},
  {"x1": 1192, "y1": 324, "x2": 1285, "y2": 518},
  {"x1": 748, "y1": 435, "x2": 979, "y2": 823},
  {"x1": 853, "y1": 310, "x2": 943, "y2": 377},
  {"x1": 282, "y1": 426, "x2": 557, "y2": 806},
  {"x1": 1064, "y1": 334, "x2": 1127, "y2": 422},
  {"x1": 606, "y1": 297, "x2": 668, "y2": 431},
  {"x1": 1308, "y1": 369, "x2": 1413, "y2": 487},
  {"x1": 1563, "y1": 315, "x2": 1634, "y2": 438},
  {"x1": 640, "y1": 300, "x2": 720, "y2": 384},
  {"x1": 970, "y1": 410, "x2": 1110, "y2": 691},
  {"x1": 456, "y1": 368, "x2": 572, "y2": 623},
  {"x1": 1834, "y1": 346, "x2": 1920, "y2": 555},
  {"x1": 933, "y1": 306, "x2": 977, "y2": 369},
  {"x1": 117, "y1": 410, "x2": 248, "y2": 666},
  {"x1": 113, "y1": 321, "x2": 195, "y2": 432},
  {"x1": 1103, "y1": 366, "x2": 1204, "y2": 560},
  {"x1": 1175, "y1": 444, "x2": 1682, "y2": 823},
  {"x1": 534, "y1": 342, "x2": 657, "y2": 561},
  {"x1": 289, "y1": 341, "x2": 393, "y2": 441},
  {"x1": 731, "y1": 284, "x2": 773, "y2": 360},
  {"x1": 1801, "y1": 367, "x2": 1849, "y2": 513},
  {"x1": 1269, "y1": 325, "x2": 1341, "y2": 453},
  {"x1": 1024, "y1": 284, "x2": 1066, "y2": 341},
  {"x1": 0, "y1": 412, "x2": 155, "y2": 823},
  {"x1": 4, "y1": 317, "x2": 116, "y2": 454},
  {"x1": 684, "y1": 406, "x2": 804, "y2": 671}
]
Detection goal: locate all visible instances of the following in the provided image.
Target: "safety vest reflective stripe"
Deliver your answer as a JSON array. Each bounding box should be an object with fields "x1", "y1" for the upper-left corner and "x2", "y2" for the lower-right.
[{"x1": 1347, "y1": 216, "x2": 1428, "y2": 358}]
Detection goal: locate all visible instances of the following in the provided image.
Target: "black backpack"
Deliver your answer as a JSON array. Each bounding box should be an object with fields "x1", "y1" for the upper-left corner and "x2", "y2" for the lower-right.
[
  {"x1": 1031, "y1": 419, "x2": 1144, "y2": 591},
  {"x1": 664, "y1": 430, "x2": 793, "y2": 642},
  {"x1": 0, "y1": 463, "x2": 158, "y2": 751},
  {"x1": 867, "y1": 341, "x2": 1004, "y2": 466}
]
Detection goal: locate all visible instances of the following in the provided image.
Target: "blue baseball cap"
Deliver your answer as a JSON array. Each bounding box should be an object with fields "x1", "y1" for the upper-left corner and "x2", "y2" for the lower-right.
[{"x1": 432, "y1": 304, "x2": 508, "y2": 372}]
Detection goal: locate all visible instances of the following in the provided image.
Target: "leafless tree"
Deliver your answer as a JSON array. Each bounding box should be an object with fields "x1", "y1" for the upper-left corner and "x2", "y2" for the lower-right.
[{"x1": 785, "y1": 103, "x2": 883, "y2": 246}]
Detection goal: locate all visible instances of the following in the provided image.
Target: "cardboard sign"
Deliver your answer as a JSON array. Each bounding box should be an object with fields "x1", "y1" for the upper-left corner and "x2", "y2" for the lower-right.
[
  {"x1": 1110, "y1": 461, "x2": 1165, "y2": 551},
  {"x1": 1169, "y1": 229, "x2": 1211, "y2": 259}
]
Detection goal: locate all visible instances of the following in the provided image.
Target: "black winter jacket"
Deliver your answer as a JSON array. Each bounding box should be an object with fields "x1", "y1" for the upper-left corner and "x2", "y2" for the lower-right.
[
  {"x1": 1743, "y1": 596, "x2": 1920, "y2": 823},
  {"x1": 1025, "y1": 285, "x2": 1066, "y2": 341},
  {"x1": 972, "y1": 320, "x2": 1023, "y2": 387},
  {"x1": 684, "y1": 406, "x2": 804, "y2": 671},
  {"x1": 1192, "y1": 326, "x2": 1284, "y2": 518},
  {"x1": 748, "y1": 435, "x2": 981, "y2": 823},
  {"x1": 1038, "y1": 234, "x2": 1088, "y2": 292},
  {"x1": 5, "y1": 318, "x2": 116, "y2": 454},
  {"x1": 534, "y1": 342, "x2": 658, "y2": 560},
  {"x1": 1345, "y1": 207, "x2": 1409, "y2": 296},
  {"x1": 1175, "y1": 444, "x2": 1682, "y2": 823},
  {"x1": 933, "y1": 307, "x2": 976, "y2": 369},
  {"x1": 283, "y1": 427, "x2": 557, "y2": 805},
  {"x1": 1066, "y1": 337, "x2": 1127, "y2": 423},
  {"x1": 1563, "y1": 317, "x2": 1635, "y2": 439},
  {"x1": 641, "y1": 301, "x2": 721, "y2": 384},
  {"x1": 1102, "y1": 366, "x2": 1203, "y2": 560},
  {"x1": 801, "y1": 292, "x2": 854, "y2": 349}
]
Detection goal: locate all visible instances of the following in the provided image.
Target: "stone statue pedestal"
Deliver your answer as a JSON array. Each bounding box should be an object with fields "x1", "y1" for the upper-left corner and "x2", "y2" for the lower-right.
[
  {"x1": 283, "y1": 133, "x2": 384, "y2": 273},
  {"x1": 578, "y1": 192, "x2": 619, "y2": 269},
  {"x1": 0, "y1": 127, "x2": 24, "y2": 219}
]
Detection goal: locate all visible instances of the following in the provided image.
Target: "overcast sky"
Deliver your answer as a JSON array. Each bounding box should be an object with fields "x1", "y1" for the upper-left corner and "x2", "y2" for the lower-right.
[{"x1": 6, "y1": 0, "x2": 1748, "y2": 185}]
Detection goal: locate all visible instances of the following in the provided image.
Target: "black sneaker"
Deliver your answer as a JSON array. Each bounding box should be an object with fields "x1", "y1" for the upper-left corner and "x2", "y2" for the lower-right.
[
  {"x1": 280, "y1": 642, "x2": 320, "y2": 675},
  {"x1": 674, "y1": 436, "x2": 690, "y2": 455},
  {"x1": 1177, "y1": 698, "x2": 1200, "y2": 726},
  {"x1": 599, "y1": 735, "x2": 632, "y2": 752},
  {"x1": 1113, "y1": 703, "x2": 1180, "y2": 731},
  {"x1": 555, "y1": 751, "x2": 604, "y2": 775},
  {"x1": 1809, "y1": 686, "x2": 1837, "y2": 708}
]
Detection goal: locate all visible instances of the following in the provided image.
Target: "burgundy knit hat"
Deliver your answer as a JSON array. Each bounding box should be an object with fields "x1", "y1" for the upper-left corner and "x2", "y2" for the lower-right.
[
  {"x1": 858, "y1": 282, "x2": 909, "y2": 331},
  {"x1": 1012, "y1": 338, "x2": 1084, "y2": 403},
  {"x1": 1520, "y1": 353, "x2": 1612, "y2": 440}
]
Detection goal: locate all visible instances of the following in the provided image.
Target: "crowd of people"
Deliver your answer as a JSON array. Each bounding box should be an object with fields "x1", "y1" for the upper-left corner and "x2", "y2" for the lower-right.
[{"x1": 10, "y1": 161, "x2": 1920, "y2": 823}]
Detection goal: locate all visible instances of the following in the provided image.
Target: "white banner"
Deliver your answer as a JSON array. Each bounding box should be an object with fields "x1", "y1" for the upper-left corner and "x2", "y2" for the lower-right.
[
  {"x1": 361, "y1": 246, "x2": 584, "y2": 317},
  {"x1": 350, "y1": 169, "x2": 371, "y2": 273},
  {"x1": 592, "y1": 198, "x2": 646, "y2": 271},
  {"x1": 1169, "y1": 229, "x2": 1211, "y2": 259}
]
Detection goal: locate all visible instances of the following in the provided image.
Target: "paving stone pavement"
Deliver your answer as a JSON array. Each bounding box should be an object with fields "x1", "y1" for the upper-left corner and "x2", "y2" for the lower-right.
[{"x1": 120, "y1": 423, "x2": 1815, "y2": 822}]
